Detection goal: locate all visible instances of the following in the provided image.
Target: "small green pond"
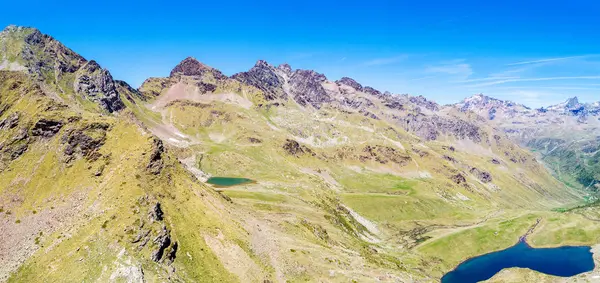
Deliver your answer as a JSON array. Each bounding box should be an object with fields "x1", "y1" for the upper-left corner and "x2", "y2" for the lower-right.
[{"x1": 206, "y1": 177, "x2": 254, "y2": 187}]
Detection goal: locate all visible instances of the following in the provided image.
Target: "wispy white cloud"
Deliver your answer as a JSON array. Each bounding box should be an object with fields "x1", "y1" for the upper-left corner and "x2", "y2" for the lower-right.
[
  {"x1": 467, "y1": 76, "x2": 600, "y2": 88},
  {"x1": 425, "y1": 62, "x2": 473, "y2": 79},
  {"x1": 364, "y1": 55, "x2": 408, "y2": 66},
  {"x1": 456, "y1": 76, "x2": 519, "y2": 83},
  {"x1": 497, "y1": 86, "x2": 600, "y2": 91},
  {"x1": 408, "y1": 75, "x2": 438, "y2": 81},
  {"x1": 505, "y1": 55, "x2": 590, "y2": 66},
  {"x1": 501, "y1": 90, "x2": 563, "y2": 108},
  {"x1": 338, "y1": 53, "x2": 599, "y2": 106}
]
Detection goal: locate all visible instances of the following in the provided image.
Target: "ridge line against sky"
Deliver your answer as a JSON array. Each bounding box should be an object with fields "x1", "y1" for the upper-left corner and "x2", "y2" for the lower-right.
[{"x1": 2, "y1": 0, "x2": 600, "y2": 107}]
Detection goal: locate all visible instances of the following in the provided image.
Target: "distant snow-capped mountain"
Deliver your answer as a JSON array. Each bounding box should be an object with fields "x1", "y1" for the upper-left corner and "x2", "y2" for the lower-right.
[{"x1": 454, "y1": 94, "x2": 600, "y2": 121}]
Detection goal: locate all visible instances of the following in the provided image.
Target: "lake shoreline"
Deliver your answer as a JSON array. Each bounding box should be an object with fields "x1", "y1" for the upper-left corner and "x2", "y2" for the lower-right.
[{"x1": 441, "y1": 217, "x2": 595, "y2": 283}]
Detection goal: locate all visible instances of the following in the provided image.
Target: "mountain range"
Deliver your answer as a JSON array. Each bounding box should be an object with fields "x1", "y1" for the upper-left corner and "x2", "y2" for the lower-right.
[
  {"x1": 454, "y1": 93, "x2": 600, "y2": 191},
  {"x1": 1, "y1": 25, "x2": 599, "y2": 282}
]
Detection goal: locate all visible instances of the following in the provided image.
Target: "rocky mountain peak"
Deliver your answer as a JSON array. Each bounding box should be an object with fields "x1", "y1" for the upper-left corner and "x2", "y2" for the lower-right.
[
  {"x1": 547, "y1": 96, "x2": 583, "y2": 112},
  {"x1": 462, "y1": 93, "x2": 495, "y2": 105},
  {"x1": 277, "y1": 63, "x2": 292, "y2": 76},
  {"x1": 254, "y1": 59, "x2": 271, "y2": 69},
  {"x1": 453, "y1": 94, "x2": 532, "y2": 120},
  {"x1": 336, "y1": 77, "x2": 363, "y2": 92},
  {"x1": 565, "y1": 96, "x2": 580, "y2": 108},
  {"x1": 1, "y1": 25, "x2": 38, "y2": 36},
  {"x1": 458, "y1": 94, "x2": 523, "y2": 110},
  {"x1": 169, "y1": 57, "x2": 215, "y2": 77},
  {"x1": 231, "y1": 59, "x2": 287, "y2": 100},
  {"x1": 0, "y1": 25, "x2": 125, "y2": 113}
]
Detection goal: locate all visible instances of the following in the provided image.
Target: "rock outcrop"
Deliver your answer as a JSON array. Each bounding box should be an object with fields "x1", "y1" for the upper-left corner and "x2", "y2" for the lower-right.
[
  {"x1": 61, "y1": 122, "x2": 109, "y2": 162},
  {"x1": 31, "y1": 119, "x2": 63, "y2": 138},
  {"x1": 363, "y1": 86, "x2": 382, "y2": 97},
  {"x1": 470, "y1": 167, "x2": 493, "y2": 183},
  {"x1": 283, "y1": 139, "x2": 316, "y2": 157},
  {"x1": 360, "y1": 145, "x2": 411, "y2": 166},
  {"x1": 401, "y1": 114, "x2": 482, "y2": 142},
  {"x1": 0, "y1": 112, "x2": 19, "y2": 130},
  {"x1": 151, "y1": 226, "x2": 172, "y2": 262},
  {"x1": 408, "y1": 95, "x2": 440, "y2": 111},
  {"x1": 74, "y1": 61, "x2": 125, "y2": 112},
  {"x1": 149, "y1": 202, "x2": 164, "y2": 222},
  {"x1": 232, "y1": 60, "x2": 287, "y2": 100},
  {"x1": 146, "y1": 138, "x2": 165, "y2": 174},
  {"x1": 289, "y1": 70, "x2": 330, "y2": 108},
  {"x1": 336, "y1": 77, "x2": 363, "y2": 92}
]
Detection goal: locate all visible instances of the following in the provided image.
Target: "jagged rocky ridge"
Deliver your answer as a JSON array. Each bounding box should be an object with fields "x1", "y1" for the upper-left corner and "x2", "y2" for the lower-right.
[
  {"x1": 137, "y1": 57, "x2": 524, "y2": 147},
  {"x1": 0, "y1": 25, "x2": 125, "y2": 112}
]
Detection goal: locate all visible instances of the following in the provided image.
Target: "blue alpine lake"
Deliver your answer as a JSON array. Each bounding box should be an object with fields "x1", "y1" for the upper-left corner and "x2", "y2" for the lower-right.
[
  {"x1": 441, "y1": 240, "x2": 595, "y2": 283},
  {"x1": 206, "y1": 177, "x2": 254, "y2": 187}
]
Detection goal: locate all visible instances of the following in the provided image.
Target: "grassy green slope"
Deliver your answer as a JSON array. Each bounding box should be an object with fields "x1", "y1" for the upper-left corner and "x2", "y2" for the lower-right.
[
  {"x1": 0, "y1": 71, "x2": 271, "y2": 282},
  {"x1": 131, "y1": 74, "x2": 594, "y2": 281}
]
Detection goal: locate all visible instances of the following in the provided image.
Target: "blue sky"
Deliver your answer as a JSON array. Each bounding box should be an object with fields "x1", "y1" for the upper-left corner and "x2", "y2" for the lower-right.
[{"x1": 2, "y1": 0, "x2": 600, "y2": 107}]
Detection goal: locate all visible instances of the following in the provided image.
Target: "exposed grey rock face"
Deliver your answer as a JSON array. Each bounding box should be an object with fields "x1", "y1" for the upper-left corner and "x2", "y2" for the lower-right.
[
  {"x1": 363, "y1": 86, "x2": 382, "y2": 97},
  {"x1": 62, "y1": 123, "x2": 109, "y2": 162},
  {"x1": 336, "y1": 77, "x2": 363, "y2": 92},
  {"x1": 451, "y1": 173, "x2": 467, "y2": 185},
  {"x1": 74, "y1": 61, "x2": 125, "y2": 113},
  {"x1": 165, "y1": 241, "x2": 178, "y2": 264},
  {"x1": 283, "y1": 139, "x2": 316, "y2": 157},
  {"x1": 196, "y1": 81, "x2": 217, "y2": 93},
  {"x1": 31, "y1": 119, "x2": 63, "y2": 138},
  {"x1": 401, "y1": 114, "x2": 482, "y2": 142},
  {"x1": 232, "y1": 60, "x2": 287, "y2": 100},
  {"x1": 277, "y1": 63, "x2": 292, "y2": 77},
  {"x1": 383, "y1": 99, "x2": 404, "y2": 110},
  {"x1": 132, "y1": 229, "x2": 151, "y2": 245},
  {"x1": 149, "y1": 202, "x2": 164, "y2": 222},
  {"x1": 170, "y1": 57, "x2": 226, "y2": 80},
  {"x1": 146, "y1": 138, "x2": 164, "y2": 175},
  {"x1": 289, "y1": 70, "x2": 330, "y2": 108},
  {"x1": 0, "y1": 126, "x2": 30, "y2": 162},
  {"x1": 470, "y1": 167, "x2": 492, "y2": 183},
  {"x1": 360, "y1": 145, "x2": 411, "y2": 166},
  {"x1": 1, "y1": 27, "x2": 126, "y2": 113},
  {"x1": 341, "y1": 96, "x2": 374, "y2": 109},
  {"x1": 0, "y1": 112, "x2": 19, "y2": 130},
  {"x1": 151, "y1": 226, "x2": 172, "y2": 262},
  {"x1": 18, "y1": 28, "x2": 86, "y2": 78},
  {"x1": 409, "y1": 95, "x2": 439, "y2": 111}
]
